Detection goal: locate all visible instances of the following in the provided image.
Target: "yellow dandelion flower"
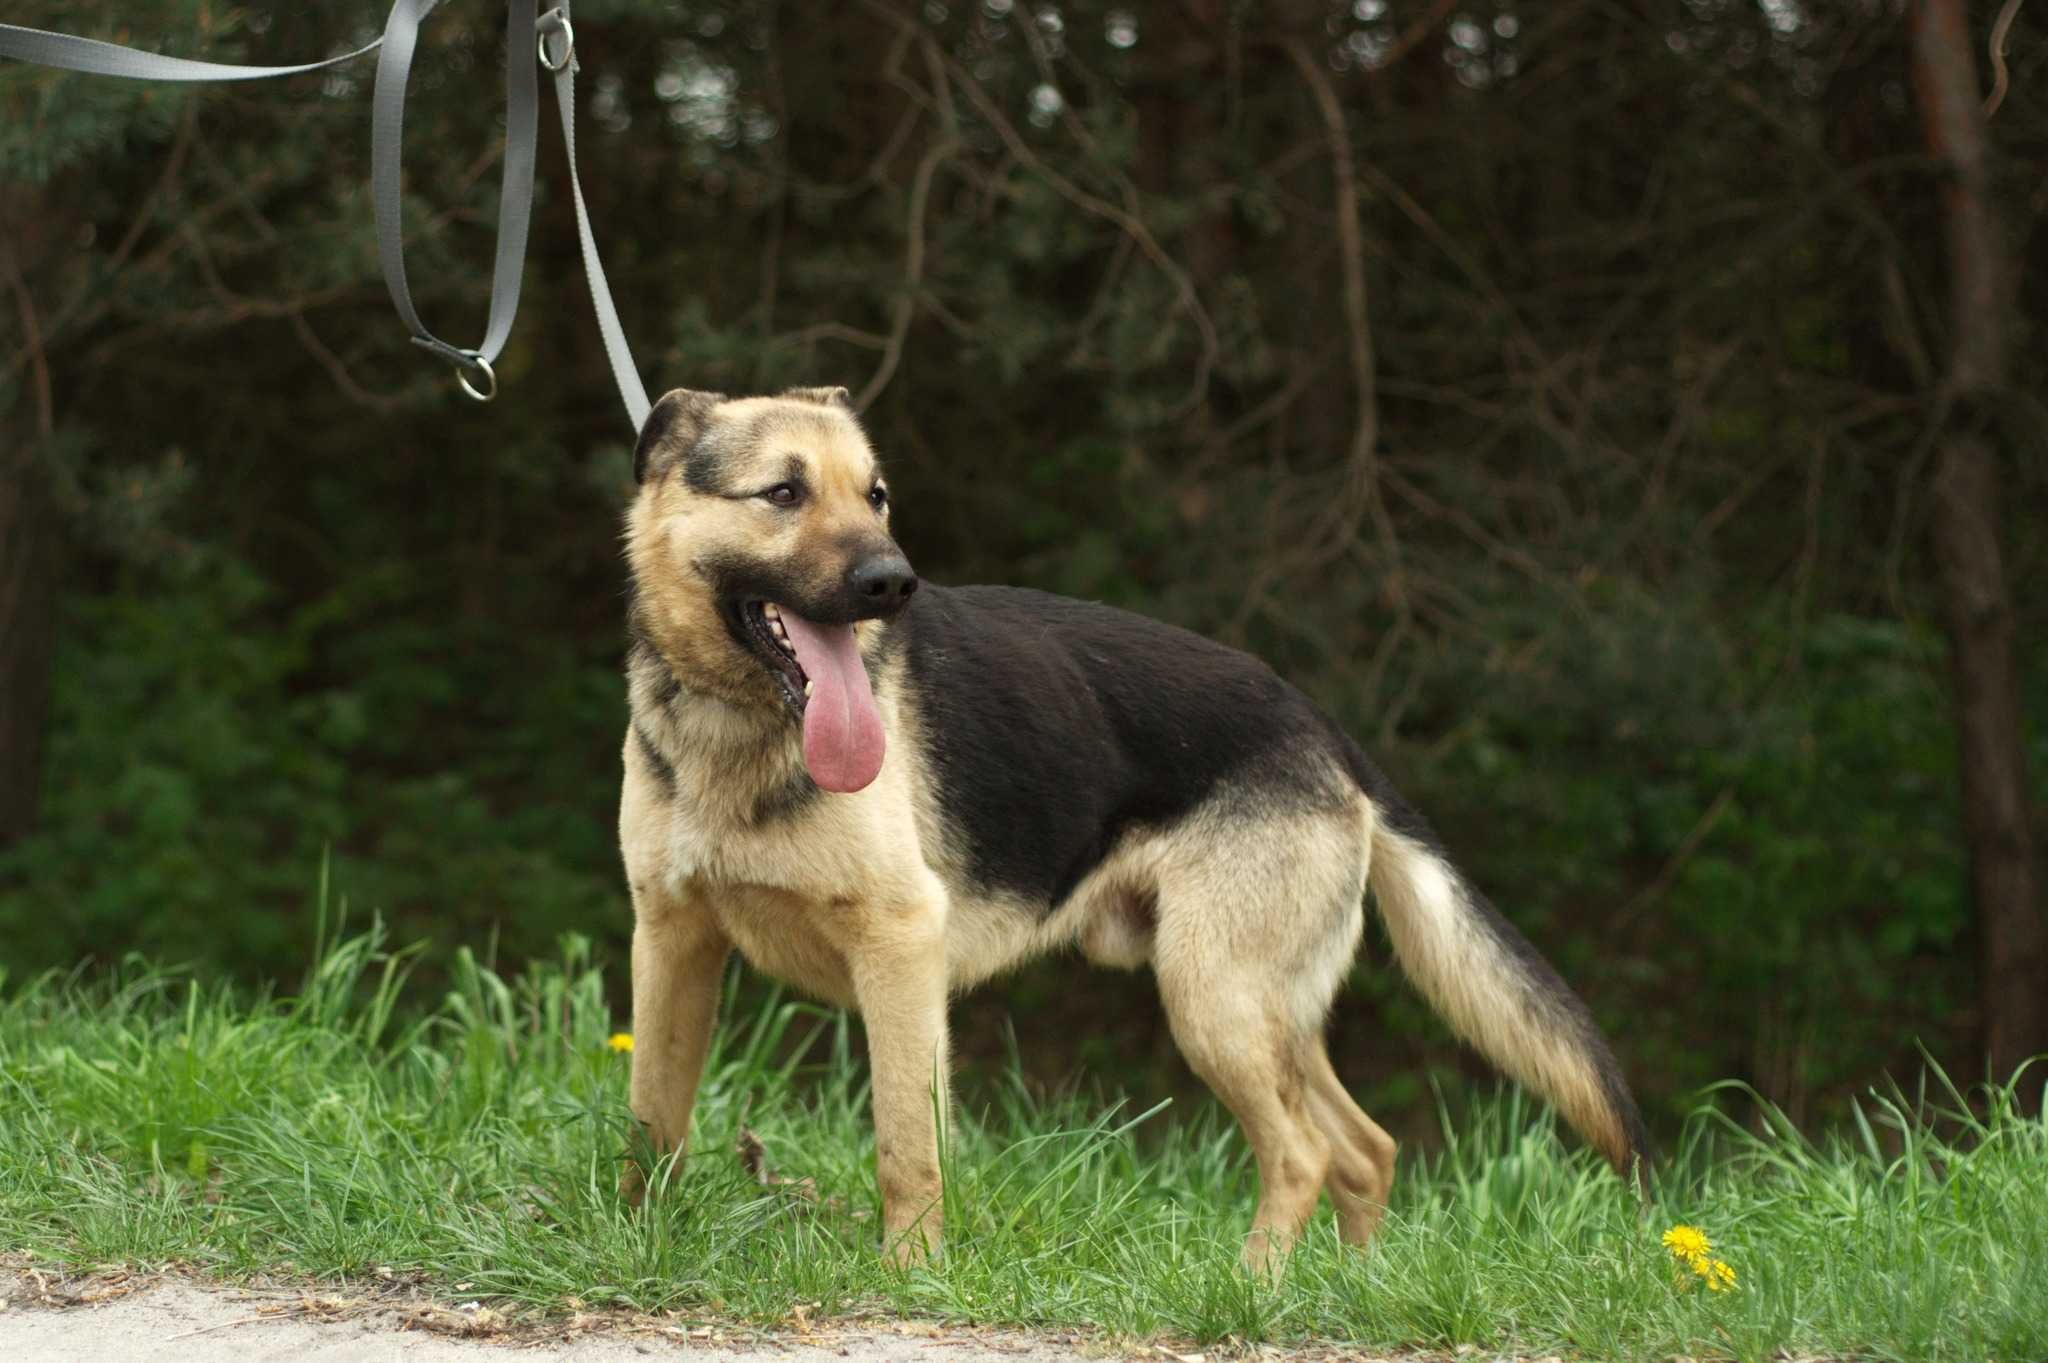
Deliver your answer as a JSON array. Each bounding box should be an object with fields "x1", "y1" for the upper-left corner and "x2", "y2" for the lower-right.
[
  {"x1": 607, "y1": 1032, "x2": 634, "y2": 1053},
  {"x1": 1662, "y1": 1225, "x2": 1739, "y2": 1294},
  {"x1": 1661, "y1": 1225, "x2": 1712, "y2": 1262}
]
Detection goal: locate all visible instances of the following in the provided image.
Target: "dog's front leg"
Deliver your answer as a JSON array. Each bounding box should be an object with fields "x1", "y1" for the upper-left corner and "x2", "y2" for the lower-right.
[
  {"x1": 621, "y1": 883, "x2": 730, "y2": 1203},
  {"x1": 849, "y1": 910, "x2": 950, "y2": 1265}
]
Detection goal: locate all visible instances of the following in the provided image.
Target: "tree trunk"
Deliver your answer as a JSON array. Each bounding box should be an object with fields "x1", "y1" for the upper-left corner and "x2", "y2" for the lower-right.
[
  {"x1": 0, "y1": 197, "x2": 63, "y2": 852},
  {"x1": 0, "y1": 404, "x2": 59, "y2": 851},
  {"x1": 1930, "y1": 438, "x2": 2046, "y2": 1105},
  {"x1": 1909, "y1": 0, "x2": 2046, "y2": 1111}
]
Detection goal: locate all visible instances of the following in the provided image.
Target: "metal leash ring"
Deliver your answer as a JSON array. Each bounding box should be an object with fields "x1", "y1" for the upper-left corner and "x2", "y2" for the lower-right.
[
  {"x1": 454, "y1": 352, "x2": 498, "y2": 402},
  {"x1": 537, "y1": 10, "x2": 573, "y2": 73}
]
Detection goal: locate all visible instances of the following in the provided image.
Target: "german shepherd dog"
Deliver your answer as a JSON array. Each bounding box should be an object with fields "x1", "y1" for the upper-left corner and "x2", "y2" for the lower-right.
[{"x1": 618, "y1": 386, "x2": 1647, "y2": 1266}]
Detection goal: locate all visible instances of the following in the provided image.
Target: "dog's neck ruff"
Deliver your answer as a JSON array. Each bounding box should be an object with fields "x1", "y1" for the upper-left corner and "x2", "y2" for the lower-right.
[{"x1": 626, "y1": 640, "x2": 825, "y2": 824}]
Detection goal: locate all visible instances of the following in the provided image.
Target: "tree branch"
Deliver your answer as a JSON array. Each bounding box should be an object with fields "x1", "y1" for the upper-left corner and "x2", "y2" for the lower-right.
[
  {"x1": 1, "y1": 248, "x2": 55, "y2": 440},
  {"x1": 859, "y1": 0, "x2": 1220, "y2": 414},
  {"x1": 1984, "y1": 0, "x2": 2024, "y2": 118},
  {"x1": 856, "y1": 131, "x2": 959, "y2": 411}
]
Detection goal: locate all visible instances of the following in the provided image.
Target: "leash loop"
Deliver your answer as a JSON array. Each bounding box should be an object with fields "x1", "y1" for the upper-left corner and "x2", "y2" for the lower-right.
[
  {"x1": 370, "y1": 0, "x2": 537, "y2": 400},
  {"x1": 537, "y1": 9, "x2": 575, "y2": 73},
  {"x1": 0, "y1": 3, "x2": 648, "y2": 432}
]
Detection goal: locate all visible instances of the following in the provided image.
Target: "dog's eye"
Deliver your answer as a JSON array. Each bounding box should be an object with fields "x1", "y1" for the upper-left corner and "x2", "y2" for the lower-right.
[
  {"x1": 763, "y1": 484, "x2": 801, "y2": 508},
  {"x1": 868, "y1": 484, "x2": 888, "y2": 511}
]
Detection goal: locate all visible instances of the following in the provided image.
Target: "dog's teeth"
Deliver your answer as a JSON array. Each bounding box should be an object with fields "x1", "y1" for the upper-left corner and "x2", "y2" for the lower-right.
[
  {"x1": 762, "y1": 603, "x2": 780, "y2": 621},
  {"x1": 803, "y1": 680, "x2": 813, "y2": 697},
  {"x1": 771, "y1": 620, "x2": 787, "y2": 639}
]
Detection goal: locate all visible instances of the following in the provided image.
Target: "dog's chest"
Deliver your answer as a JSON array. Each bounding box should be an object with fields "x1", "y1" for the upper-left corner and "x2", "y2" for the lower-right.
[
  {"x1": 706, "y1": 882, "x2": 860, "y2": 1007},
  {"x1": 653, "y1": 798, "x2": 891, "y2": 1008},
  {"x1": 637, "y1": 738, "x2": 1066, "y2": 1001}
]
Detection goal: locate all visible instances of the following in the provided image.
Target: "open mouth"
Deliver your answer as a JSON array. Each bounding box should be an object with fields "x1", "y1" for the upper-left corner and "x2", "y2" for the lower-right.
[
  {"x1": 745, "y1": 601, "x2": 811, "y2": 710},
  {"x1": 739, "y1": 599, "x2": 887, "y2": 794}
]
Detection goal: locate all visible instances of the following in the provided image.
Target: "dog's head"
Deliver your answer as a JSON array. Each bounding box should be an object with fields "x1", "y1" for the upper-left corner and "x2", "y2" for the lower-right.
[{"x1": 625, "y1": 385, "x2": 913, "y2": 793}]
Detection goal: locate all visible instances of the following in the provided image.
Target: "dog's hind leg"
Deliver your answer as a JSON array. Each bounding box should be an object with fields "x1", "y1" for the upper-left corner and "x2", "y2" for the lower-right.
[
  {"x1": 1157, "y1": 962, "x2": 1329, "y2": 1270},
  {"x1": 1303, "y1": 1042, "x2": 1397, "y2": 1246},
  {"x1": 1152, "y1": 817, "x2": 1375, "y2": 1270}
]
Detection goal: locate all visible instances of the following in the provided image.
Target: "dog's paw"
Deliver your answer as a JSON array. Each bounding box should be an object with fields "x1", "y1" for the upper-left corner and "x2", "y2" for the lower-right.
[
  {"x1": 617, "y1": 1161, "x2": 650, "y2": 1208},
  {"x1": 1238, "y1": 1227, "x2": 1295, "y2": 1283},
  {"x1": 881, "y1": 1222, "x2": 942, "y2": 1269}
]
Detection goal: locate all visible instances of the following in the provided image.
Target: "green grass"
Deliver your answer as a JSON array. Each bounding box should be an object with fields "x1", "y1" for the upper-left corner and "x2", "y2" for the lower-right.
[{"x1": 2, "y1": 926, "x2": 2043, "y2": 1362}]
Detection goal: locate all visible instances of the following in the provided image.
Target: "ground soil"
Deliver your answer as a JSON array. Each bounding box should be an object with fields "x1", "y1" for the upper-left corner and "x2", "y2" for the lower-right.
[{"x1": 0, "y1": 1263, "x2": 1383, "y2": 1363}]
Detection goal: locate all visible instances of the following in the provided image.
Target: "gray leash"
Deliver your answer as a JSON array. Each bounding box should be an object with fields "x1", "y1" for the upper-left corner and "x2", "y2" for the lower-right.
[{"x1": 0, "y1": 2, "x2": 651, "y2": 430}]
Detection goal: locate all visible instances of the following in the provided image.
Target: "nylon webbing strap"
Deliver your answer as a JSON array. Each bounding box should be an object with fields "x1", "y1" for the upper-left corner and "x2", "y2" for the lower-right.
[
  {"x1": 540, "y1": 7, "x2": 651, "y2": 429},
  {"x1": 0, "y1": 2, "x2": 649, "y2": 430},
  {"x1": 369, "y1": 0, "x2": 536, "y2": 378},
  {"x1": 0, "y1": 20, "x2": 388, "y2": 81}
]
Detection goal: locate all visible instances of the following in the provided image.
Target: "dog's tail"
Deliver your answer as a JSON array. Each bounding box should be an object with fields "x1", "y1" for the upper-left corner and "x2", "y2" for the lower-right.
[{"x1": 1361, "y1": 779, "x2": 1651, "y2": 1188}]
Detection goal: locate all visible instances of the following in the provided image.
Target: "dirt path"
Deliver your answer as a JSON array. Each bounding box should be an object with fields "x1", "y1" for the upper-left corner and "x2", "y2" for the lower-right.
[{"x1": 0, "y1": 1269, "x2": 1200, "y2": 1362}]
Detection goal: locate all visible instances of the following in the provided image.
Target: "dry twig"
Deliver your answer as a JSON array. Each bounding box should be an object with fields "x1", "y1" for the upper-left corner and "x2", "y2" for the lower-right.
[
  {"x1": 1984, "y1": 0, "x2": 2024, "y2": 118},
  {"x1": 2, "y1": 248, "x2": 54, "y2": 439},
  {"x1": 856, "y1": 35, "x2": 961, "y2": 411}
]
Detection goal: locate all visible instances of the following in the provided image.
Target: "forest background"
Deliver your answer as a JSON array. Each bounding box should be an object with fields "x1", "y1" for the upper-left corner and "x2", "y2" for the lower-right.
[{"x1": 2, "y1": 0, "x2": 2043, "y2": 1143}]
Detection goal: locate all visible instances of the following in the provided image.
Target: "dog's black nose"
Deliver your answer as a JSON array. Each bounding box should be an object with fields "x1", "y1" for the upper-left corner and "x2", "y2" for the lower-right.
[{"x1": 848, "y1": 555, "x2": 918, "y2": 616}]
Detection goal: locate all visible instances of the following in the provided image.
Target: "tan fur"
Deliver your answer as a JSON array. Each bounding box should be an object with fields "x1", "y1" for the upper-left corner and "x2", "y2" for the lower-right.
[
  {"x1": 1365, "y1": 827, "x2": 1632, "y2": 1170},
  {"x1": 618, "y1": 389, "x2": 1627, "y2": 1270},
  {"x1": 626, "y1": 397, "x2": 890, "y2": 717}
]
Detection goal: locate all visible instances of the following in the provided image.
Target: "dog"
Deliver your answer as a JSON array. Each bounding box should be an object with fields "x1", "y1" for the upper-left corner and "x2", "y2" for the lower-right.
[{"x1": 617, "y1": 385, "x2": 1648, "y2": 1266}]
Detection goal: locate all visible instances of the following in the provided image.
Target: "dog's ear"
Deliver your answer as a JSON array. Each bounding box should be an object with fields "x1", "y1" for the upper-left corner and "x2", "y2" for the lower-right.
[
  {"x1": 634, "y1": 389, "x2": 727, "y2": 484},
  {"x1": 779, "y1": 385, "x2": 852, "y2": 409}
]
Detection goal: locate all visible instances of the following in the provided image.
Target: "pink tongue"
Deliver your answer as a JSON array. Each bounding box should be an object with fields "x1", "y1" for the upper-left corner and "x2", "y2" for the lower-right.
[{"x1": 776, "y1": 610, "x2": 886, "y2": 793}]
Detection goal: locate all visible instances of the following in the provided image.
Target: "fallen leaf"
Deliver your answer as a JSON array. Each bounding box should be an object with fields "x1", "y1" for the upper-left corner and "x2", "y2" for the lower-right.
[
  {"x1": 735, "y1": 1126, "x2": 821, "y2": 1206},
  {"x1": 736, "y1": 1127, "x2": 769, "y2": 1182}
]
